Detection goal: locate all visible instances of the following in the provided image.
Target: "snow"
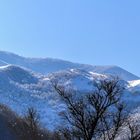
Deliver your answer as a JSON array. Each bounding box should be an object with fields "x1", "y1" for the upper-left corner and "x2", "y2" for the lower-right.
[
  {"x1": 127, "y1": 80, "x2": 140, "y2": 93},
  {"x1": 128, "y1": 80, "x2": 140, "y2": 87}
]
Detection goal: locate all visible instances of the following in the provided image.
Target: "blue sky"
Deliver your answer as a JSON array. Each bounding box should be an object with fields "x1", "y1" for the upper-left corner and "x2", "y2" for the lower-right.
[{"x1": 0, "y1": 0, "x2": 140, "y2": 76}]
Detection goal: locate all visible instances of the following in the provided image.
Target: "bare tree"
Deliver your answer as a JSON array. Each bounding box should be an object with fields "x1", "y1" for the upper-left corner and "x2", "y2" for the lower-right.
[
  {"x1": 53, "y1": 78, "x2": 126, "y2": 140},
  {"x1": 124, "y1": 117, "x2": 140, "y2": 140},
  {"x1": 8, "y1": 106, "x2": 65, "y2": 140},
  {"x1": 24, "y1": 107, "x2": 40, "y2": 140},
  {"x1": 100, "y1": 103, "x2": 126, "y2": 140},
  {"x1": 10, "y1": 107, "x2": 47, "y2": 140}
]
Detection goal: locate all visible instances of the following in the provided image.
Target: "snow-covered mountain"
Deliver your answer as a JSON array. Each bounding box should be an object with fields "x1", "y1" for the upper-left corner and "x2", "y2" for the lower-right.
[
  {"x1": 0, "y1": 51, "x2": 140, "y2": 130},
  {"x1": 0, "y1": 65, "x2": 112, "y2": 126},
  {"x1": 0, "y1": 65, "x2": 59, "y2": 129},
  {"x1": 0, "y1": 64, "x2": 138, "y2": 130},
  {"x1": 0, "y1": 65, "x2": 110, "y2": 129},
  {"x1": 0, "y1": 51, "x2": 139, "y2": 81}
]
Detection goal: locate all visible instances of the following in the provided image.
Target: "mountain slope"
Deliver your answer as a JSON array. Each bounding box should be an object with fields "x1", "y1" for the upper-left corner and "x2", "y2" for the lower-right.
[
  {"x1": 0, "y1": 51, "x2": 139, "y2": 81},
  {"x1": 91, "y1": 65, "x2": 139, "y2": 81},
  {"x1": 0, "y1": 64, "x2": 138, "y2": 130}
]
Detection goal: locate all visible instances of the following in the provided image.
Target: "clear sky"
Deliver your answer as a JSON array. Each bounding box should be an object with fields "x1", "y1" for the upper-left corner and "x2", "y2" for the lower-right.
[{"x1": 0, "y1": 0, "x2": 140, "y2": 76}]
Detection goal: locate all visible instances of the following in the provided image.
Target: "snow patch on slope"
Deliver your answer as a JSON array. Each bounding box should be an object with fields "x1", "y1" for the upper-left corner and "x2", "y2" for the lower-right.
[
  {"x1": 128, "y1": 80, "x2": 140, "y2": 87},
  {"x1": 128, "y1": 80, "x2": 140, "y2": 93}
]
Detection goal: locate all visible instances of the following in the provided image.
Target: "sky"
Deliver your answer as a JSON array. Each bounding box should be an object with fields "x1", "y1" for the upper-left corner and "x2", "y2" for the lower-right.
[{"x1": 0, "y1": 0, "x2": 140, "y2": 76}]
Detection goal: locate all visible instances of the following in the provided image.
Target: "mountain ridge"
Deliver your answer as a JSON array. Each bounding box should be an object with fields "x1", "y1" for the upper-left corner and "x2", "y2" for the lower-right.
[{"x1": 0, "y1": 51, "x2": 139, "y2": 81}]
